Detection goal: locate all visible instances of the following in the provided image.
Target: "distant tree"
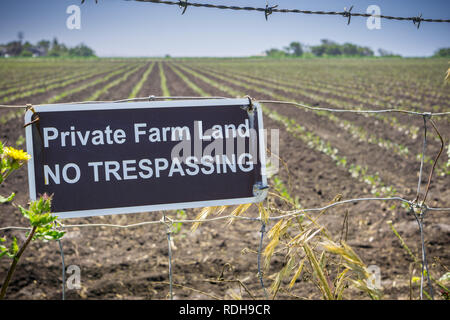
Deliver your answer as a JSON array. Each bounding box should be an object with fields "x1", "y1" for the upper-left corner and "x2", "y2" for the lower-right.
[
  {"x1": 17, "y1": 31, "x2": 24, "y2": 44},
  {"x1": 69, "y1": 43, "x2": 95, "y2": 57},
  {"x1": 48, "y1": 38, "x2": 69, "y2": 57},
  {"x1": 342, "y1": 43, "x2": 359, "y2": 56},
  {"x1": 0, "y1": 37, "x2": 95, "y2": 58},
  {"x1": 5, "y1": 41, "x2": 22, "y2": 56},
  {"x1": 358, "y1": 46, "x2": 374, "y2": 57},
  {"x1": 37, "y1": 40, "x2": 51, "y2": 51},
  {"x1": 286, "y1": 42, "x2": 303, "y2": 56},
  {"x1": 265, "y1": 48, "x2": 288, "y2": 57},
  {"x1": 324, "y1": 44, "x2": 342, "y2": 56},
  {"x1": 20, "y1": 50, "x2": 32, "y2": 57},
  {"x1": 308, "y1": 39, "x2": 374, "y2": 57},
  {"x1": 378, "y1": 48, "x2": 401, "y2": 57},
  {"x1": 52, "y1": 37, "x2": 59, "y2": 49},
  {"x1": 434, "y1": 48, "x2": 450, "y2": 57},
  {"x1": 22, "y1": 41, "x2": 32, "y2": 51},
  {"x1": 320, "y1": 39, "x2": 336, "y2": 46},
  {"x1": 310, "y1": 45, "x2": 326, "y2": 56}
]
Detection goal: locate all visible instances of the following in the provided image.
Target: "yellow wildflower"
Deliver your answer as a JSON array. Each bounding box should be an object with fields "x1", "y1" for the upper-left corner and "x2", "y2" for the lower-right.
[{"x1": 3, "y1": 147, "x2": 31, "y2": 162}]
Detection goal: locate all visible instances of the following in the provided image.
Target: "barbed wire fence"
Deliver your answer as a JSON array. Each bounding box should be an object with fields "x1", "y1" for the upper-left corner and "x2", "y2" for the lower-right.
[{"x1": 0, "y1": 95, "x2": 449, "y2": 300}]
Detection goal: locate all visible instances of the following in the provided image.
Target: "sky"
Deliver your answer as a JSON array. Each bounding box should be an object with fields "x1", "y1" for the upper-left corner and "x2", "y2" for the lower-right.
[{"x1": 0, "y1": 0, "x2": 449, "y2": 57}]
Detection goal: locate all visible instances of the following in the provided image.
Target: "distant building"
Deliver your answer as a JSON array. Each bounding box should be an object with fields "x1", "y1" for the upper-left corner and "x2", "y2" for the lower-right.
[{"x1": 29, "y1": 46, "x2": 47, "y2": 57}]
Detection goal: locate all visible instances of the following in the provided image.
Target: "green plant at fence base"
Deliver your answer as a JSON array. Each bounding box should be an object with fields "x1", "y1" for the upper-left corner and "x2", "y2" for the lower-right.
[
  {"x1": 172, "y1": 209, "x2": 186, "y2": 235},
  {"x1": 0, "y1": 141, "x2": 65, "y2": 299},
  {"x1": 272, "y1": 176, "x2": 301, "y2": 209},
  {"x1": 0, "y1": 194, "x2": 65, "y2": 299}
]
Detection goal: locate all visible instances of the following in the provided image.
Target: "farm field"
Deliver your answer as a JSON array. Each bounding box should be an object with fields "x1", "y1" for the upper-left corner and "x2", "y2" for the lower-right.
[{"x1": 0, "y1": 57, "x2": 449, "y2": 300}]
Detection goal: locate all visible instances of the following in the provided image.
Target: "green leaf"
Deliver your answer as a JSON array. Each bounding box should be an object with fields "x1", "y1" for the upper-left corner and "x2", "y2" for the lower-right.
[
  {"x1": 0, "y1": 237, "x2": 18, "y2": 259},
  {"x1": 0, "y1": 192, "x2": 15, "y2": 204},
  {"x1": 18, "y1": 205, "x2": 31, "y2": 219},
  {"x1": 9, "y1": 237, "x2": 18, "y2": 256}
]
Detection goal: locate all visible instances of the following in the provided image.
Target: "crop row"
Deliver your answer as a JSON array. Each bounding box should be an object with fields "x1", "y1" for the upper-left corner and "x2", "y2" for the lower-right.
[
  {"x1": 190, "y1": 60, "x2": 450, "y2": 120},
  {"x1": 184, "y1": 64, "x2": 449, "y2": 175},
  {"x1": 214, "y1": 62, "x2": 450, "y2": 116},
  {"x1": 170, "y1": 63, "x2": 399, "y2": 198},
  {"x1": 87, "y1": 63, "x2": 146, "y2": 101},
  {"x1": 159, "y1": 62, "x2": 170, "y2": 96},
  {"x1": 0, "y1": 60, "x2": 106, "y2": 90},
  {"x1": 0, "y1": 64, "x2": 143, "y2": 135},
  {"x1": 128, "y1": 62, "x2": 156, "y2": 99},
  {"x1": 1, "y1": 63, "x2": 129, "y2": 104},
  {"x1": 189, "y1": 63, "x2": 425, "y2": 139},
  {"x1": 183, "y1": 64, "x2": 412, "y2": 158},
  {"x1": 191, "y1": 59, "x2": 450, "y2": 106},
  {"x1": 46, "y1": 63, "x2": 141, "y2": 103},
  {"x1": 0, "y1": 65, "x2": 106, "y2": 99}
]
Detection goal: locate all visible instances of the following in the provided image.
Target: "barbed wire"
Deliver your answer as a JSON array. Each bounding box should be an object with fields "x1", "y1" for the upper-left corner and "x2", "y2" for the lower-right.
[
  {"x1": 1, "y1": 96, "x2": 450, "y2": 118},
  {"x1": 0, "y1": 196, "x2": 448, "y2": 233},
  {"x1": 127, "y1": 0, "x2": 450, "y2": 27}
]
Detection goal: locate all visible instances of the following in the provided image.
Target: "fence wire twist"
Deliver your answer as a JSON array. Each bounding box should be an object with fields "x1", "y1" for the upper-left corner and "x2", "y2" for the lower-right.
[{"x1": 1, "y1": 95, "x2": 449, "y2": 300}]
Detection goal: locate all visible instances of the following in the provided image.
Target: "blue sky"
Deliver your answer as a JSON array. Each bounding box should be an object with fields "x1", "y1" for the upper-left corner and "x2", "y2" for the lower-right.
[{"x1": 0, "y1": 0, "x2": 449, "y2": 57}]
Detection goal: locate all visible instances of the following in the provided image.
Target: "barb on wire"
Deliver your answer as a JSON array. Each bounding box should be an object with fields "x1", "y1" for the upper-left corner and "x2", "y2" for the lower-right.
[
  {"x1": 264, "y1": 3, "x2": 278, "y2": 21},
  {"x1": 413, "y1": 13, "x2": 423, "y2": 29},
  {"x1": 132, "y1": 0, "x2": 450, "y2": 26},
  {"x1": 179, "y1": 0, "x2": 188, "y2": 14}
]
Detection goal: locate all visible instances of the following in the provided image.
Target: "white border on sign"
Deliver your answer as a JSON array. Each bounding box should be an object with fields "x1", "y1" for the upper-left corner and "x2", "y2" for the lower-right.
[{"x1": 24, "y1": 99, "x2": 267, "y2": 219}]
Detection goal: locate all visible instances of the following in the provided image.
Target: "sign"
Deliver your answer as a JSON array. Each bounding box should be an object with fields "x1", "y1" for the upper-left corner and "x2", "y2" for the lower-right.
[{"x1": 25, "y1": 99, "x2": 267, "y2": 218}]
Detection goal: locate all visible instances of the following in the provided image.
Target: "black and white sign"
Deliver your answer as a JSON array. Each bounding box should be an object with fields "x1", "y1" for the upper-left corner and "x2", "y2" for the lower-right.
[{"x1": 25, "y1": 99, "x2": 267, "y2": 218}]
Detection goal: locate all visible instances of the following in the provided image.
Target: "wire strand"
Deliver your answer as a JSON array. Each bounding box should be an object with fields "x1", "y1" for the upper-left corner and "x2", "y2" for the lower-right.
[
  {"x1": 130, "y1": 0, "x2": 450, "y2": 25},
  {"x1": 1, "y1": 96, "x2": 449, "y2": 118},
  {"x1": 2, "y1": 196, "x2": 448, "y2": 233}
]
